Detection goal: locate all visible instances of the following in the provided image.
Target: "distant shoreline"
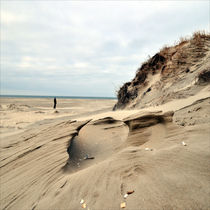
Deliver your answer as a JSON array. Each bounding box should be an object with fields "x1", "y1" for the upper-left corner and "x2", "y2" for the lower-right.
[{"x1": 0, "y1": 94, "x2": 116, "y2": 100}]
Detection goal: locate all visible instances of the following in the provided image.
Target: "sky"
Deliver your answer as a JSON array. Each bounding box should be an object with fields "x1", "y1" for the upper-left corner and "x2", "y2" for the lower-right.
[{"x1": 0, "y1": 1, "x2": 209, "y2": 97}]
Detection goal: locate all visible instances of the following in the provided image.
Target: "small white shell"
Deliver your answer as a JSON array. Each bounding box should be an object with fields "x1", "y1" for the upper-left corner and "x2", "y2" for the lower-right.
[
  {"x1": 124, "y1": 194, "x2": 128, "y2": 198},
  {"x1": 182, "y1": 141, "x2": 187, "y2": 146}
]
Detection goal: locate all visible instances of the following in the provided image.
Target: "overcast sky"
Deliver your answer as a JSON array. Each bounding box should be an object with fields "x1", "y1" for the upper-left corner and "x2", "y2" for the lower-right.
[{"x1": 1, "y1": 1, "x2": 209, "y2": 97}]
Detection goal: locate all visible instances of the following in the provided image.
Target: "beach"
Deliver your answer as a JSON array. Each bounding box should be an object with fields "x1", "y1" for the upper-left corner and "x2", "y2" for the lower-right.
[
  {"x1": 0, "y1": 92, "x2": 210, "y2": 210},
  {"x1": 0, "y1": 97, "x2": 116, "y2": 138},
  {"x1": 1, "y1": 33, "x2": 210, "y2": 210},
  {"x1": 1, "y1": 1, "x2": 210, "y2": 209}
]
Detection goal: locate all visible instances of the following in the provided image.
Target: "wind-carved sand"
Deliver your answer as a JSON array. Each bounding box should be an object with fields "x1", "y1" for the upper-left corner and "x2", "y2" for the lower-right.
[{"x1": 0, "y1": 33, "x2": 210, "y2": 210}]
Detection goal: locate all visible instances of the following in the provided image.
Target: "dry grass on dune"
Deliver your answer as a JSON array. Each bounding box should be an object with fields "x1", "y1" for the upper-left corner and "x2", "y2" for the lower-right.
[{"x1": 114, "y1": 31, "x2": 210, "y2": 110}]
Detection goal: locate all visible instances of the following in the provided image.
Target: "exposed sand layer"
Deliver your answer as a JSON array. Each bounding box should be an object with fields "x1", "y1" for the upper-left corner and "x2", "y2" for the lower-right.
[
  {"x1": 0, "y1": 94, "x2": 210, "y2": 210},
  {"x1": 114, "y1": 33, "x2": 210, "y2": 110}
]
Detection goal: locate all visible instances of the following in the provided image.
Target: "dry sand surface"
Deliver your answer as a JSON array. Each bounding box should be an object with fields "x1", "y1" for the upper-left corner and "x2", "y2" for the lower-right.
[
  {"x1": 1, "y1": 33, "x2": 210, "y2": 210},
  {"x1": 0, "y1": 97, "x2": 116, "y2": 138},
  {"x1": 0, "y1": 92, "x2": 210, "y2": 210}
]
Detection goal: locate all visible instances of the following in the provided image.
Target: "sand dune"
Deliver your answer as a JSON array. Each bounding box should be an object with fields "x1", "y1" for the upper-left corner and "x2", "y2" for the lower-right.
[{"x1": 1, "y1": 33, "x2": 210, "y2": 210}]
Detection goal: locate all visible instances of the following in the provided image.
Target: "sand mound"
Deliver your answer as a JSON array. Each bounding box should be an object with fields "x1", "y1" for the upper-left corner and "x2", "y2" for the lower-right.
[
  {"x1": 65, "y1": 117, "x2": 128, "y2": 173},
  {"x1": 7, "y1": 104, "x2": 19, "y2": 110},
  {"x1": 173, "y1": 97, "x2": 210, "y2": 126},
  {"x1": 6, "y1": 104, "x2": 30, "y2": 111},
  {"x1": 114, "y1": 32, "x2": 210, "y2": 109}
]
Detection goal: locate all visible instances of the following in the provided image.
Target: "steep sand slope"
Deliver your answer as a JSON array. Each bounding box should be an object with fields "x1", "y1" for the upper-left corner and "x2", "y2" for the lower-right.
[
  {"x1": 114, "y1": 33, "x2": 210, "y2": 110},
  {"x1": 0, "y1": 96, "x2": 210, "y2": 210}
]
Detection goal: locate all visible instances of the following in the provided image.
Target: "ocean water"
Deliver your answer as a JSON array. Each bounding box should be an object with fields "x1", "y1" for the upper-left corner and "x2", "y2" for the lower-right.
[{"x1": 0, "y1": 95, "x2": 116, "y2": 100}]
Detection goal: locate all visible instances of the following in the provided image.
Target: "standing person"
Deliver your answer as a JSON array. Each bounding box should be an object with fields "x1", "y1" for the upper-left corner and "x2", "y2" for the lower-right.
[{"x1": 53, "y1": 97, "x2": 57, "y2": 109}]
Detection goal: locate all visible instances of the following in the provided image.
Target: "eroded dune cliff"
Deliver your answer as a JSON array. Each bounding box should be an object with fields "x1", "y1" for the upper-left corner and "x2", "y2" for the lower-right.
[{"x1": 114, "y1": 32, "x2": 210, "y2": 110}]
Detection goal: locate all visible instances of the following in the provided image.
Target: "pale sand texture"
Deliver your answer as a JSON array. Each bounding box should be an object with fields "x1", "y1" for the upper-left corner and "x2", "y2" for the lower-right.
[
  {"x1": 0, "y1": 97, "x2": 116, "y2": 138},
  {"x1": 0, "y1": 91, "x2": 210, "y2": 210},
  {"x1": 1, "y1": 33, "x2": 210, "y2": 210}
]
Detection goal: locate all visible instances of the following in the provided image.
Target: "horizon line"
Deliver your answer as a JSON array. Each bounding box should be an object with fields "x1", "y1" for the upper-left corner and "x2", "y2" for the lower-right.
[{"x1": 0, "y1": 94, "x2": 117, "y2": 99}]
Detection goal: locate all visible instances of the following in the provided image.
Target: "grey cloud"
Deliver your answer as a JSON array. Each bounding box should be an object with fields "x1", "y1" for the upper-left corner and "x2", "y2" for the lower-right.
[{"x1": 1, "y1": 1, "x2": 209, "y2": 96}]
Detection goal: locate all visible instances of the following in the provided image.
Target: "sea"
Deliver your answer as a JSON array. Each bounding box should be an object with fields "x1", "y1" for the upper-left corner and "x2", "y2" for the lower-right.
[{"x1": 0, "y1": 95, "x2": 116, "y2": 100}]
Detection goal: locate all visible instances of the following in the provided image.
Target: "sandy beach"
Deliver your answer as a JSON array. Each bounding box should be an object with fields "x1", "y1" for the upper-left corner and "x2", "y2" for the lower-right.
[
  {"x1": 2, "y1": 0, "x2": 210, "y2": 208},
  {"x1": 0, "y1": 97, "x2": 116, "y2": 138},
  {"x1": 1, "y1": 34, "x2": 210, "y2": 210},
  {"x1": 0, "y1": 90, "x2": 210, "y2": 210}
]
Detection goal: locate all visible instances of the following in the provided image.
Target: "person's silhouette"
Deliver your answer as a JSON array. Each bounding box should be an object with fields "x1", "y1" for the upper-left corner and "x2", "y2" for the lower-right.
[{"x1": 54, "y1": 97, "x2": 57, "y2": 109}]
